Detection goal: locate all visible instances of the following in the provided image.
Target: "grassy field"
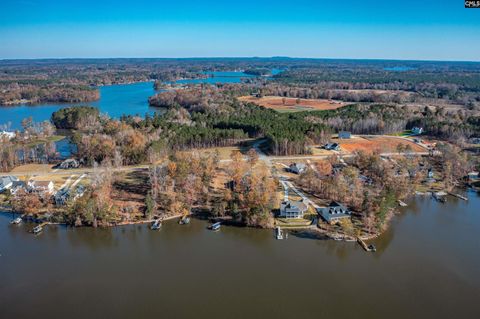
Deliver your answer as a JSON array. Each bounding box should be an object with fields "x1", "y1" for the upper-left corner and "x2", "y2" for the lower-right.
[
  {"x1": 239, "y1": 96, "x2": 348, "y2": 113},
  {"x1": 333, "y1": 136, "x2": 425, "y2": 154}
]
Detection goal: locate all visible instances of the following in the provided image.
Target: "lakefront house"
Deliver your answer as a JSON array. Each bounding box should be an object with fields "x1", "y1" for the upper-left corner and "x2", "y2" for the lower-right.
[
  {"x1": 28, "y1": 180, "x2": 55, "y2": 196},
  {"x1": 279, "y1": 200, "x2": 308, "y2": 219},
  {"x1": 289, "y1": 163, "x2": 306, "y2": 174},
  {"x1": 0, "y1": 175, "x2": 19, "y2": 193},
  {"x1": 317, "y1": 201, "x2": 352, "y2": 224}
]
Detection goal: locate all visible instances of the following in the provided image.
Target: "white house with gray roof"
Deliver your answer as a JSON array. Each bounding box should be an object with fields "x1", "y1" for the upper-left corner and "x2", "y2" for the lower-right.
[{"x1": 280, "y1": 200, "x2": 308, "y2": 219}]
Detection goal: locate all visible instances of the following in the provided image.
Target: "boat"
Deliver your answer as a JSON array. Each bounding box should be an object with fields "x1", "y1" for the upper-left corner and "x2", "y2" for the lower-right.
[
  {"x1": 32, "y1": 225, "x2": 43, "y2": 234},
  {"x1": 209, "y1": 222, "x2": 221, "y2": 231},
  {"x1": 179, "y1": 216, "x2": 190, "y2": 225},
  {"x1": 150, "y1": 220, "x2": 162, "y2": 230},
  {"x1": 10, "y1": 217, "x2": 22, "y2": 225},
  {"x1": 398, "y1": 200, "x2": 408, "y2": 207},
  {"x1": 275, "y1": 227, "x2": 284, "y2": 240},
  {"x1": 432, "y1": 192, "x2": 447, "y2": 203},
  {"x1": 367, "y1": 244, "x2": 377, "y2": 252}
]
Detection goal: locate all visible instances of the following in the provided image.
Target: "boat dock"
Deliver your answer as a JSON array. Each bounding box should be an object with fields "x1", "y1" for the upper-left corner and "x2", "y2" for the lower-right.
[
  {"x1": 357, "y1": 238, "x2": 376, "y2": 252},
  {"x1": 275, "y1": 227, "x2": 284, "y2": 240},
  {"x1": 31, "y1": 222, "x2": 49, "y2": 234},
  {"x1": 209, "y1": 222, "x2": 221, "y2": 231},
  {"x1": 448, "y1": 192, "x2": 468, "y2": 201}
]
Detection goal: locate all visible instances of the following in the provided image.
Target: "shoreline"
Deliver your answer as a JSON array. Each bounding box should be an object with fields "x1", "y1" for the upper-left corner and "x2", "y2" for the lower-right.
[{"x1": 1, "y1": 187, "x2": 474, "y2": 242}]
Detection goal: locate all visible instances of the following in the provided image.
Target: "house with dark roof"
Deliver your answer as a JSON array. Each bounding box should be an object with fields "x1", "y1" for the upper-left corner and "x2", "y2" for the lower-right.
[
  {"x1": 279, "y1": 200, "x2": 308, "y2": 219},
  {"x1": 56, "y1": 158, "x2": 80, "y2": 169},
  {"x1": 323, "y1": 143, "x2": 340, "y2": 151},
  {"x1": 289, "y1": 163, "x2": 306, "y2": 174},
  {"x1": 0, "y1": 175, "x2": 19, "y2": 192},
  {"x1": 338, "y1": 131, "x2": 351, "y2": 139},
  {"x1": 317, "y1": 201, "x2": 352, "y2": 224},
  {"x1": 412, "y1": 127, "x2": 424, "y2": 135}
]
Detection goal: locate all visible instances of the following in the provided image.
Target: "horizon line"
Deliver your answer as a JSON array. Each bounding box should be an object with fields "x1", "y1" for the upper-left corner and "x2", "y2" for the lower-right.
[{"x1": 1, "y1": 56, "x2": 480, "y2": 64}]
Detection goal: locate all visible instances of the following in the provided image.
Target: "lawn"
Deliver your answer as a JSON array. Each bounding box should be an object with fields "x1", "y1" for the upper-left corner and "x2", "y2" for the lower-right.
[{"x1": 239, "y1": 95, "x2": 348, "y2": 113}]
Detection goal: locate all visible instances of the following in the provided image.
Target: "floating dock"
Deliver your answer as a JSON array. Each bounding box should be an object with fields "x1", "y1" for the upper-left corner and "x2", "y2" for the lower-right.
[
  {"x1": 357, "y1": 238, "x2": 376, "y2": 252},
  {"x1": 448, "y1": 192, "x2": 468, "y2": 201}
]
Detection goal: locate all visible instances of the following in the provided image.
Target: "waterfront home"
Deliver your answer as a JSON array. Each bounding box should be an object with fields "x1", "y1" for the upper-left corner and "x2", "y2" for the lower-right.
[
  {"x1": 0, "y1": 131, "x2": 16, "y2": 140},
  {"x1": 0, "y1": 175, "x2": 19, "y2": 192},
  {"x1": 10, "y1": 181, "x2": 26, "y2": 195},
  {"x1": 289, "y1": 163, "x2": 306, "y2": 174},
  {"x1": 411, "y1": 127, "x2": 424, "y2": 135},
  {"x1": 28, "y1": 180, "x2": 55, "y2": 196},
  {"x1": 317, "y1": 201, "x2": 352, "y2": 224},
  {"x1": 469, "y1": 137, "x2": 480, "y2": 145},
  {"x1": 338, "y1": 131, "x2": 351, "y2": 139},
  {"x1": 279, "y1": 200, "x2": 308, "y2": 219},
  {"x1": 55, "y1": 185, "x2": 86, "y2": 206},
  {"x1": 324, "y1": 143, "x2": 340, "y2": 151},
  {"x1": 56, "y1": 158, "x2": 80, "y2": 169},
  {"x1": 467, "y1": 171, "x2": 479, "y2": 182}
]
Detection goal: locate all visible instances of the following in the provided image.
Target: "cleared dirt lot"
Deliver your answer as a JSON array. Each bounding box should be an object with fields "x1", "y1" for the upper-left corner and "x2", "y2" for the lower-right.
[
  {"x1": 335, "y1": 136, "x2": 425, "y2": 154},
  {"x1": 239, "y1": 96, "x2": 348, "y2": 112}
]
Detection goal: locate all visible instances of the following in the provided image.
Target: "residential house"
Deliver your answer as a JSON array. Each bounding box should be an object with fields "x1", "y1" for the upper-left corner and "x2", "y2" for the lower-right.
[
  {"x1": 338, "y1": 131, "x2": 351, "y2": 139},
  {"x1": 0, "y1": 175, "x2": 19, "y2": 192},
  {"x1": 289, "y1": 163, "x2": 306, "y2": 174},
  {"x1": 56, "y1": 158, "x2": 80, "y2": 169},
  {"x1": 412, "y1": 127, "x2": 424, "y2": 135},
  {"x1": 467, "y1": 171, "x2": 479, "y2": 182},
  {"x1": 279, "y1": 200, "x2": 308, "y2": 219},
  {"x1": 0, "y1": 131, "x2": 16, "y2": 140},
  {"x1": 28, "y1": 180, "x2": 55, "y2": 196},
  {"x1": 426, "y1": 168, "x2": 436, "y2": 183},
  {"x1": 55, "y1": 185, "x2": 86, "y2": 206},
  {"x1": 469, "y1": 138, "x2": 480, "y2": 145},
  {"x1": 10, "y1": 181, "x2": 26, "y2": 195},
  {"x1": 324, "y1": 143, "x2": 340, "y2": 151},
  {"x1": 317, "y1": 201, "x2": 352, "y2": 224}
]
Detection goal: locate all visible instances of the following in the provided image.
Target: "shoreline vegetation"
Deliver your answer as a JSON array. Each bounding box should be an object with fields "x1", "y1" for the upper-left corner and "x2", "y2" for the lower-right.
[{"x1": 1, "y1": 58, "x2": 479, "y2": 242}]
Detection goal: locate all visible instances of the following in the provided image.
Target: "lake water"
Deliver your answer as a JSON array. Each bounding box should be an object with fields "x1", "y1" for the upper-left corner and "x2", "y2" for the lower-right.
[
  {"x1": 0, "y1": 71, "x2": 263, "y2": 130},
  {"x1": 1, "y1": 191, "x2": 479, "y2": 319},
  {"x1": 384, "y1": 66, "x2": 416, "y2": 72}
]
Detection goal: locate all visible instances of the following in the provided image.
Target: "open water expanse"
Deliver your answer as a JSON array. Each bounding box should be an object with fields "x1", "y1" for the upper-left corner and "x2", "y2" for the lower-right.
[{"x1": 1, "y1": 192, "x2": 479, "y2": 319}]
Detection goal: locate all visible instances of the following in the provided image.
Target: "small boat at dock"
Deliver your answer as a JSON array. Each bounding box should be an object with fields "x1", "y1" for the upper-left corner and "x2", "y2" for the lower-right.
[
  {"x1": 432, "y1": 192, "x2": 447, "y2": 203},
  {"x1": 32, "y1": 225, "x2": 43, "y2": 234},
  {"x1": 151, "y1": 220, "x2": 162, "y2": 230},
  {"x1": 357, "y1": 238, "x2": 376, "y2": 252},
  {"x1": 11, "y1": 217, "x2": 22, "y2": 225},
  {"x1": 275, "y1": 227, "x2": 284, "y2": 240},
  {"x1": 179, "y1": 216, "x2": 190, "y2": 225},
  {"x1": 209, "y1": 222, "x2": 221, "y2": 231},
  {"x1": 398, "y1": 200, "x2": 408, "y2": 207}
]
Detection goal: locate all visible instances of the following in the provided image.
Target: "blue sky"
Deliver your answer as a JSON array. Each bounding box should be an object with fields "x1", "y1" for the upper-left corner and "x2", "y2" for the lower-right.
[{"x1": 1, "y1": 0, "x2": 479, "y2": 60}]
